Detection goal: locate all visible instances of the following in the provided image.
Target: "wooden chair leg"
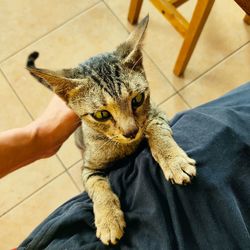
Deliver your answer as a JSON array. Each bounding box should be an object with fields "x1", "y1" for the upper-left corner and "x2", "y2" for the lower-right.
[
  {"x1": 128, "y1": 0, "x2": 143, "y2": 24},
  {"x1": 244, "y1": 14, "x2": 250, "y2": 25},
  {"x1": 174, "y1": 0, "x2": 215, "y2": 76}
]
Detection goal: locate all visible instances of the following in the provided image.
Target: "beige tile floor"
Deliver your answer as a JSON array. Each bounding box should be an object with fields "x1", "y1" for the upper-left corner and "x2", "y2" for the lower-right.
[{"x1": 0, "y1": 0, "x2": 249, "y2": 248}]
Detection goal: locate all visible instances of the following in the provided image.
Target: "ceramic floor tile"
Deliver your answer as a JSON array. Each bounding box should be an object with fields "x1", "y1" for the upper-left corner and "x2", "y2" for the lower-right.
[
  {"x1": 0, "y1": 156, "x2": 64, "y2": 216},
  {"x1": 0, "y1": 71, "x2": 31, "y2": 131},
  {"x1": 57, "y1": 134, "x2": 82, "y2": 168},
  {"x1": 0, "y1": 0, "x2": 99, "y2": 62},
  {"x1": 1, "y1": 2, "x2": 175, "y2": 167},
  {"x1": 144, "y1": 55, "x2": 175, "y2": 104},
  {"x1": 105, "y1": 0, "x2": 250, "y2": 90},
  {"x1": 158, "y1": 94, "x2": 189, "y2": 119},
  {"x1": 0, "y1": 173, "x2": 79, "y2": 249},
  {"x1": 179, "y1": 43, "x2": 250, "y2": 108},
  {"x1": 68, "y1": 161, "x2": 84, "y2": 192}
]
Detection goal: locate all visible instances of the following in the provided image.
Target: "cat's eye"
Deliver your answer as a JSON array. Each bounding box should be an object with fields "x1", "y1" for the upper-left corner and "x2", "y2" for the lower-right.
[
  {"x1": 92, "y1": 110, "x2": 111, "y2": 121},
  {"x1": 132, "y1": 93, "x2": 144, "y2": 110}
]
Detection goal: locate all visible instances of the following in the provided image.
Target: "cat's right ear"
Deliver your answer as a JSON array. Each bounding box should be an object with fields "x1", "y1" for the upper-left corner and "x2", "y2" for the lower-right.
[
  {"x1": 26, "y1": 52, "x2": 82, "y2": 103},
  {"x1": 115, "y1": 15, "x2": 149, "y2": 69}
]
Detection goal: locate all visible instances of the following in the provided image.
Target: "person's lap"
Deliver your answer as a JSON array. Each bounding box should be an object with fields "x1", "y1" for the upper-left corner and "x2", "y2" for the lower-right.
[{"x1": 18, "y1": 83, "x2": 250, "y2": 250}]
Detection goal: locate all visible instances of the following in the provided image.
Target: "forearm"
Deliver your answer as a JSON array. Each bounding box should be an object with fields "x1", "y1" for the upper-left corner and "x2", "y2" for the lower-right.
[
  {"x1": 145, "y1": 106, "x2": 183, "y2": 161},
  {"x1": 145, "y1": 105, "x2": 196, "y2": 184},
  {"x1": 145, "y1": 105, "x2": 172, "y2": 140},
  {"x1": 0, "y1": 96, "x2": 80, "y2": 178},
  {"x1": 0, "y1": 124, "x2": 39, "y2": 178},
  {"x1": 82, "y1": 168, "x2": 125, "y2": 245}
]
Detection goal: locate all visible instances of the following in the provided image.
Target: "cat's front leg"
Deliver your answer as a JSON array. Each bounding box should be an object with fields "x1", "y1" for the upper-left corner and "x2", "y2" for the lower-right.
[
  {"x1": 82, "y1": 168, "x2": 126, "y2": 245},
  {"x1": 145, "y1": 107, "x2": 196, "y2": 184}
]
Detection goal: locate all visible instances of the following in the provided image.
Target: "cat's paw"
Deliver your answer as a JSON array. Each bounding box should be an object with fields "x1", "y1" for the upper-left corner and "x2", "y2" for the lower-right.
[
  {"x1": 95, "y1": 203, "x2": 126, "y2": 245},
  {"x1": 163, "y1": 155, "x2": 196, "y2": 185}
]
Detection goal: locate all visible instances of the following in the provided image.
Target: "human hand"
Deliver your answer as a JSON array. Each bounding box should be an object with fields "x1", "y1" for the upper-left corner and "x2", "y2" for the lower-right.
[{"x1": 30, "y1": 95, "x2": 81, "y2": 158}]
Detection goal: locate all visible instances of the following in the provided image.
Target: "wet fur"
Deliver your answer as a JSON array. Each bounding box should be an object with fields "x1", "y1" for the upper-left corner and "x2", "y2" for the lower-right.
[{"x1": 26, "y1": 16, "x2": 196, "y2": 245}]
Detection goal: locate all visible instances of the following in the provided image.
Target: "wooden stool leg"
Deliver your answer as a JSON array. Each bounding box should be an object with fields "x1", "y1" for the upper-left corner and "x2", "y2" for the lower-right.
[
  {"x1": 128, "y1": 0, "x2": 143, "y2": 24},
  {"x1": 174, "y1": 0, "x2": 215, "y2": 76},
  {"x1": 244, "y1": 14, "x2": 250, "y2": 25}
]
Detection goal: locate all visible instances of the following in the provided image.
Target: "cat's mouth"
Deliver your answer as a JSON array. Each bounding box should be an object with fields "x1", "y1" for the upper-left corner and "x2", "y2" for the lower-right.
[{"x1": 110, "y1": 129, "x2": 143, "y2": 144}]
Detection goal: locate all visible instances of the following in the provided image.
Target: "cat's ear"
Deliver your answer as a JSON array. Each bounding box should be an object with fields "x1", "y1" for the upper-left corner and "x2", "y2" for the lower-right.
[
  {"x1": 27, "y1": 66, "x2": 81, "y2": 102},
  {"x1": 115, "y1": 15, "x2": 149, "y2": 69}
]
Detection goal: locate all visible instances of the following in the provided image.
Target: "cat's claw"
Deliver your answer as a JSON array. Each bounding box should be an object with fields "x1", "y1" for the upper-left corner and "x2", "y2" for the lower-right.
[
  {"x1": 163, "y1": 156, "x2": 196, "y2": 185},
  {"x1": 95, "y1": 205, "x2": 126, "y2": 245}
]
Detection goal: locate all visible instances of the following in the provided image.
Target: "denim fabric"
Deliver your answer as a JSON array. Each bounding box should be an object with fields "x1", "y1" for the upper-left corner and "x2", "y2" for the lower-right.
[{"x1": 19, "y1": 83, "x2": 250, "y2": 250}]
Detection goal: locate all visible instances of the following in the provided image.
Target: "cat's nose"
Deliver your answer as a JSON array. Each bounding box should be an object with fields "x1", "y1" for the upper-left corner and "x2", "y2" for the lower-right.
[{"x1": 123, "y1": 128, "x2": 139, "y2": 139}]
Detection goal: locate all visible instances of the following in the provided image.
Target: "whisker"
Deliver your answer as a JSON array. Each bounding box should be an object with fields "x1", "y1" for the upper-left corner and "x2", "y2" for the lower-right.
[
  {"x1": 131, "y1": 55, "x2": 143, "y2": 71},
  {"x1": 48, "y1": 127, "x2": 118, "y2": 159},
  {"x1": 93, "y1": 135, "x2": 118, "y2": 156},
  {"x1": 70, "y1": 120, "x2": 82, "y2": 127},
  {"x1": 127, "y1": 54, "x2": 143, "y2": 88}
]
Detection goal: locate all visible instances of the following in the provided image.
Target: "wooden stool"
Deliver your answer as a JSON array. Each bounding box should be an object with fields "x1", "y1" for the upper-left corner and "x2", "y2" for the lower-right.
[
  {"x1": 244, "y1": 15, "x2": 250, "y2": 25},
  {"x1": 234, "y1": 0, "x2": 250, "y2": 24},
  {"x1": 128, "y1": 0, "x2": 215, "y2": 76}
]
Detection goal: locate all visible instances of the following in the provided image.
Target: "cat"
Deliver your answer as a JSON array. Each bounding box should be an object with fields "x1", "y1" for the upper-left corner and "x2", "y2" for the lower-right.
[{"x1": 26, "y1": 15, "x2": 196, "y2": 245}]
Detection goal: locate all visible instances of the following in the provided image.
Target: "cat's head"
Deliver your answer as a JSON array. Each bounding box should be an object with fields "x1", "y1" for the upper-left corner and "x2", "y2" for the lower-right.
[{"x1": 27, "y1": 16, "x2": 150, "y2": 144}]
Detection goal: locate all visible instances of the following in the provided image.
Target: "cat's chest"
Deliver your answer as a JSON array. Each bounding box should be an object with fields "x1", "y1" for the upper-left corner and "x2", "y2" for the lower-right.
[{"x1": 82, "y1": 128, "x2": 141, "y2": 170}]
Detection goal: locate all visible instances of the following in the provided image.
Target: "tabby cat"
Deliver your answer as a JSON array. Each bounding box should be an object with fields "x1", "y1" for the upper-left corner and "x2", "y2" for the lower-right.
[{"x1": 26, "y1": 15, "x2": 196, "y2": 245}]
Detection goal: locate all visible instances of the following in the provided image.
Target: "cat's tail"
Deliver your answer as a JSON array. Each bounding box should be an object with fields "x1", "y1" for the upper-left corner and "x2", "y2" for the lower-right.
[
  {"x1": 27, "y1": 51, "x2": 39, "y2": 68},
  {"x1": 26, "y1": 52, "x2": 53, "y2": 90}
]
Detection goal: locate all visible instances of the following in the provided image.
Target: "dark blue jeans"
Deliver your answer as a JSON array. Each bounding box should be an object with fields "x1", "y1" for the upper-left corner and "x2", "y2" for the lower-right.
[{"x1": 19, "y1": 83, "x2": 250, "y2": 250}]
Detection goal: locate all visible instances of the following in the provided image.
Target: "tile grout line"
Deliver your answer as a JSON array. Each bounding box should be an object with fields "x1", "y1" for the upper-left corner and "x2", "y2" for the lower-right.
[
  {"x1": 0, "y1": 170, "x2": 66, "y2": 218},
  {"x1": 67, "y1": 159, "x2": 82, "y2": 171},
  {"x1": 157, "y1": 91, "x2": 191, "y2": 110},
  {"x1": 143, "y1": 50, "x2": 178, "y2": 92},
  {"x1": 0, "y1": 1, "x2": 102, "y2": 65},
  {"x1": 0, "y1": 68, "x2": 34, "y2": 121},
  {"x1": 0, "y1": 159, "x2": 83, "y2": 218},
  {"x1": 156, "y1": 92, "x2": 177, "y2": 106},
  {"x1": 66, "y1": 159, "x2": 84, "y2": 192},
  {"x1": 177, "y1": 40, "x2": 250, "y2": 93},
  {"x1": 56, "y1": 155, "x2": 82, "y2": 192},
  {"x1": 178, "y1": 93, "x2": 192, "y2": 108},
  {"x1": 157, "y1": 40, "x2": 250, "y2": 107}
]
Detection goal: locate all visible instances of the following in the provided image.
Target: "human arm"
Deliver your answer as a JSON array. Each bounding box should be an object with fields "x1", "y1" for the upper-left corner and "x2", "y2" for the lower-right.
[{"x1": 0, "y1": 95, "x2": 80, "y2": 178}]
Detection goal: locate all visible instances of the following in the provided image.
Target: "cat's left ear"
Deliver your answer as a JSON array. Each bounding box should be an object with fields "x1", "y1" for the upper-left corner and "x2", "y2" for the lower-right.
[
  {"x1": 115, "y1": 15, "x2": 149, "y2": 69},
  {"x1": 27, "y1": 66, "x2": 81, "y2": 102}
]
